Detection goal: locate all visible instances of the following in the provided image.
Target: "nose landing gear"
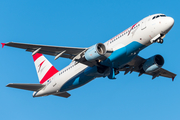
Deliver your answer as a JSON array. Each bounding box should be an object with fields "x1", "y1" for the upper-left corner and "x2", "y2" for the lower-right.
[
  {"x1": 157, "y1": 38, "x2": 164, "y2": 44},
  {"x1": 150, "y1": 34, "x2": 165, "y2": 44}
]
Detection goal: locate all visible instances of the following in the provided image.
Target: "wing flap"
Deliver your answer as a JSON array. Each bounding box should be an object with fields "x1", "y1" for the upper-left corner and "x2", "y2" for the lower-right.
[
  {"x1": 53, "y1": 92, "x2": 71, "y2": 98},
  {"x1": 6, "y1": 83, "x2": 45, "y2": 91}
]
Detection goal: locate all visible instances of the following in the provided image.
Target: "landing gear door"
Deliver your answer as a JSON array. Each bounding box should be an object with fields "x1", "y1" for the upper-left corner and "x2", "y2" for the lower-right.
[{"x1": 141, "y1": 18, "x2": 147, "y2": 30}]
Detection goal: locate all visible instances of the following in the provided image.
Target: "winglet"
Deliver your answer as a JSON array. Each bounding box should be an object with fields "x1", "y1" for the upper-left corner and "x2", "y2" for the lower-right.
[
  {"x1": 172, "y1": 77, "x2": 175, "y2": 82},
  {"x1": 1, "y1": 43, "x2": 5, "y2": 48}
]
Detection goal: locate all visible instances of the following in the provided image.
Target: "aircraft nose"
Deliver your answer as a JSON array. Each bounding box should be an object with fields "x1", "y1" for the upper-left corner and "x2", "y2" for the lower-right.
[
  {"x1": 166, "y1": 17, "x2": 174, "y2": 27},
  {"x1": 163, "y1": 17, "x2": 174, "y2": 34}
]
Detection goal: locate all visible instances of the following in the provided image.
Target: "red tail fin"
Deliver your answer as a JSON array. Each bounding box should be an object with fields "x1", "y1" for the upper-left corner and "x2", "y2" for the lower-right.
[{"x1": 33, "y1": 53, "x2": 58, "y2": 84}]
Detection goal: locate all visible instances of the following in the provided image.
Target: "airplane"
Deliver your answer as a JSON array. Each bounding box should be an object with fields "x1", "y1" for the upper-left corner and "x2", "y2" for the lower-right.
[{"x1": 2, "y1": 13, "x2": 176, "y2": 98}]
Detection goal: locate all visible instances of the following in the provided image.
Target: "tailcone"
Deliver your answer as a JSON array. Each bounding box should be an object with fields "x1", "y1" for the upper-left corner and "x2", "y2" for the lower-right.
[{"x1": 33, "y1": 91, "x2": 49, "y2": 97}]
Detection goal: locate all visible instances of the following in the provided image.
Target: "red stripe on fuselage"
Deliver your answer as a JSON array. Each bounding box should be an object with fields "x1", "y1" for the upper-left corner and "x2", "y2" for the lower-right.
[
  {"x1": 132, "y1": 23, "x2": 137, "y2": 28},
  {"x1": 33, "y1": 53, "x2": 43, "y2": 62},
  {"x1": 39, "y1": 66, "x2": 59, "y2": 84},
  {"x1": 128, "y1": 23, "x2": 138, "y2": 35}
]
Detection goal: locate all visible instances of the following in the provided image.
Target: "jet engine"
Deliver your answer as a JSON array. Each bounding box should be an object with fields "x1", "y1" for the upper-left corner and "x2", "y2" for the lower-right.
[
  {"x1": 142, "y1": 55, "x2": 164, "y2": 73},
  {"x1": 85, "y1": 43, "x2": 107, "y2": 61}
]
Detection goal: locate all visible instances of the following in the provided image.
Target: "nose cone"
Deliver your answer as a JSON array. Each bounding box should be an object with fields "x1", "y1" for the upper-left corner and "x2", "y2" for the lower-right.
[
  {"x1": 167, "y1": 17, "x2": 174, "y2": 28},
  {"x1": 163, "y1": 17, "x2": 174, "y2": 34}
]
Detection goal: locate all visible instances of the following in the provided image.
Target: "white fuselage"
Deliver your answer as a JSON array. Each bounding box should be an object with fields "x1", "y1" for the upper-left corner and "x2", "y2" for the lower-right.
[{"x1": 34, "y1": 14, "x2": 174, "y2": 97}]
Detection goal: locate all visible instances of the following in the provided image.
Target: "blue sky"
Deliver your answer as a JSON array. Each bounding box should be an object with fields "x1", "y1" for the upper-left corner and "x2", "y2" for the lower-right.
[{"x1": 1, "y1": 0, "x2": 180, "y2": 120}]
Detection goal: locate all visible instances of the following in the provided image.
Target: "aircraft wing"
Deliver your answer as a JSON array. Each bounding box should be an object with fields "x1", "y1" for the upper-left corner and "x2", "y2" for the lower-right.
[
  {"x1": 6, "y1": 83, "x2": 45, "y2": 91},
  {"x1": 3, "y1": 42, "x2": 98, "y2": 66},
  {"x1": 3, "y1": 42, "x2": 87, "y2": 60},
  {"x1": 118, "y1": 55, "x2": 176, "y2": 81}
]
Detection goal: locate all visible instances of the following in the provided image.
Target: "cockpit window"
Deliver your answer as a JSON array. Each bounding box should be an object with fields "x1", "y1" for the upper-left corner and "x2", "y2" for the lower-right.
[
  {"x1": 160, "y1": 15, "x2": 166, "y2": 17},
  {"x1": 152, "y1": 14, "x2": 166, "y2": 20}
]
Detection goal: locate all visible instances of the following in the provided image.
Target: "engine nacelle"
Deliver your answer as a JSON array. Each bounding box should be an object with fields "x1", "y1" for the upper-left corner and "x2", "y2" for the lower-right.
[
  {"x1": 143, "y1": 55, "x2": 164, "y2": 73},
  {"x1": 85, "y1": 43, "x2": 106, "y2": 61}
]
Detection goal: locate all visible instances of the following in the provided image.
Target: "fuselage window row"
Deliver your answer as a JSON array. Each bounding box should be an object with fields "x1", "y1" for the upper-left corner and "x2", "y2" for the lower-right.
[
  {"x1": 59, "y1": 64, "x2": 76, "y2": 75},
  {"x1": 110, "y1": 24, "x2": 140, "y2": 44}
]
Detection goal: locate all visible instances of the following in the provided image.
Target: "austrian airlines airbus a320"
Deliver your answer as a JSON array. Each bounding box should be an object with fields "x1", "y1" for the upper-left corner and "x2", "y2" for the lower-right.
[{"x1": 2, "y1": 13, "x2": 176, "y2": 98}]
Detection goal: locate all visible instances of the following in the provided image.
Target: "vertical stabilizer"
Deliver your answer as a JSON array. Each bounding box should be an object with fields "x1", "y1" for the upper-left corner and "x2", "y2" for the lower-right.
[{"x1": 32, "y1": 53, "x2": 58, "y2": 84}]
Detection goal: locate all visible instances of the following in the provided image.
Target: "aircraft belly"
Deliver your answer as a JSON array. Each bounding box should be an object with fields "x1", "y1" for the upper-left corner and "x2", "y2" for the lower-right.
[
  {"x1": 59, "y1": 41, "x2": 146, "y2": 92},
  {"x1": 55, "y1": 64, "x2": 87, "y2": 90},
  {"x1": 101, "y1": 41, "x2": 146, "y2": 68},
  {"x1": 59, "y1": 71, "x2": 95, "y2": 92}
]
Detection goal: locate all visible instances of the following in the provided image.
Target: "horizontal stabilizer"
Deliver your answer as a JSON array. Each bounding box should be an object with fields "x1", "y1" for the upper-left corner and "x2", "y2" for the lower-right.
[
  {"x1": 53, "y1": 92, "x2": 71, "y2": 98},
  {"x1": 6, "y1": 83, "x2": 45, "y2": 91}
]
